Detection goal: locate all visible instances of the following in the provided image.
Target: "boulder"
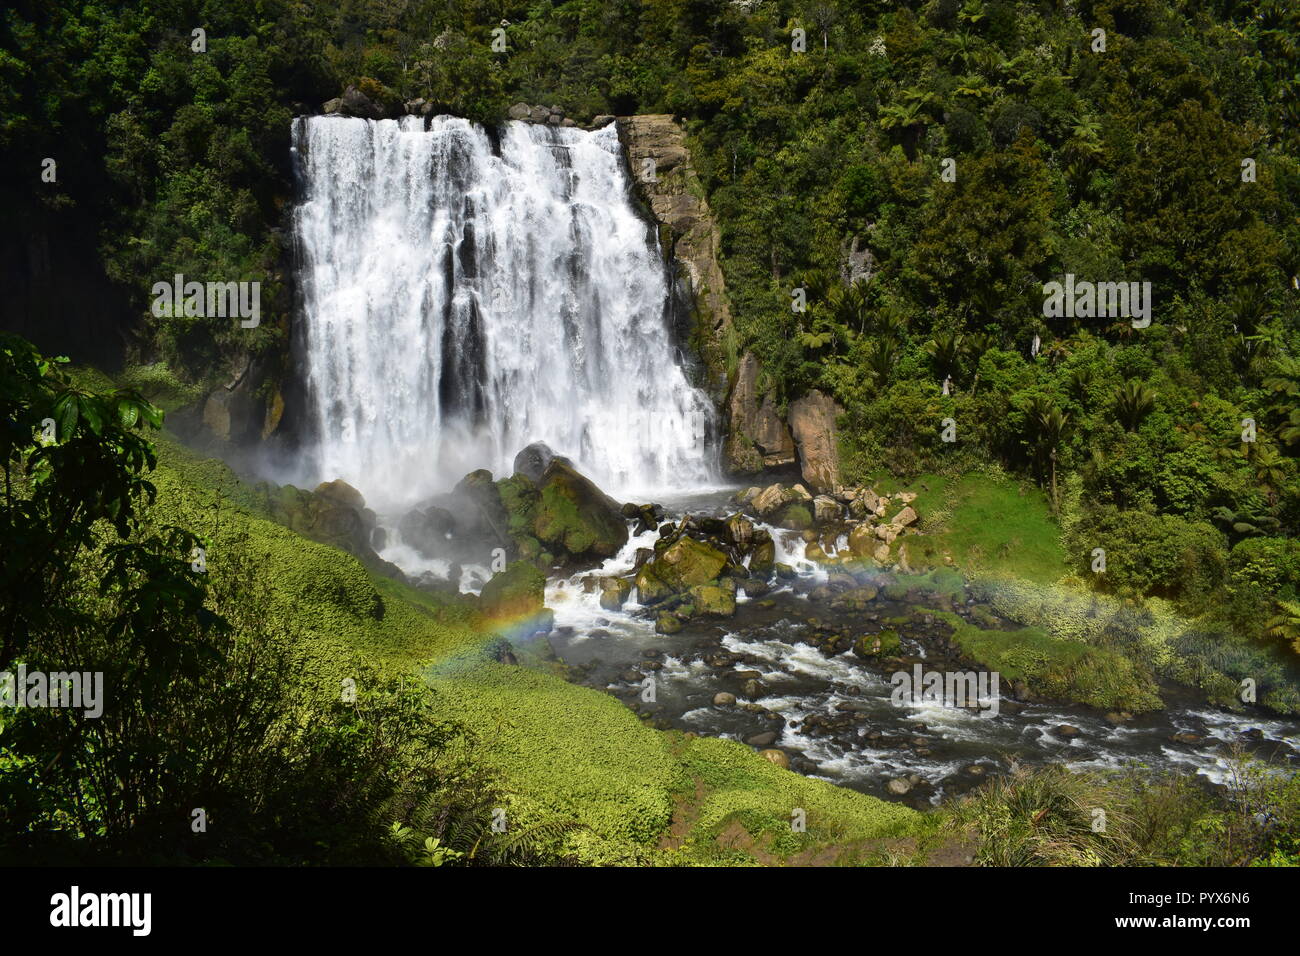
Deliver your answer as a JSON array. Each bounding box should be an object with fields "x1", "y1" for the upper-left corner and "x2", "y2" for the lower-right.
[
  {"x1": 451, "y1": 469, "x2": 513, "y2": 550},
  {"x1": 398, "y1": 505, "x2": 456, "y2": 559},
  {"x1": 776, "y1": 502, "x2": 813, "y2": 531},
  {"x1": 532, "y1": 459, "x2": 629, "y2": 560},
  {"x1": 813, "y1": 495, "x2": 842, "y2": 525},
  {"x1": 655, "y1": 612, "x2": 682, "y2": 634},
  {"x1": 513, "y1": 441, "x2": 572, "y2": 483},
  {"x1": 893, "y1": 505, "x2": 919, "y2": 528},
  {"x1": 749, "y1": 538, "x2": 776, "y2": 576},
  {"x1": 314, "y1": 479, "x2": 366, "y2": 511},
  {"x1": 847, "y1": 522, "x2": 876, "y2": 558},
  {"x1": 751, "y1": 482, "x2": 798, "y2": 518},
  {"x1": 788, "y1": 390, "x2": 844, "y2": 492},
  {"x1": 528, "y1": 105, "x2": 550, "y2": 123},
  {"x1": 645, "y1": 535, "x2": 727, "y2": 593},
  {"x1": 713, "y1": 692, "x2": 737, "y2": 707},
  {"x1": 690, "y1": 583, "x2": 736, "y2": 617},
  {"x1": 480, "y1": 561, "x2": 546, "y2": 623},
  {"x1": 599, "y1": 578, "x2": 632, "y2": 611},
  {"x1": 508, "y1": 102, "x2": 531, "y2": 120},
  {"x1": 759, "y1": 749, "x2": 790, "y2": 769},
  {"x1": 339, "y1": 84, "x2": 384, "y2": 119},
  {"x1": 725, "y1": 513, "x2": 755, "y2": 552}
]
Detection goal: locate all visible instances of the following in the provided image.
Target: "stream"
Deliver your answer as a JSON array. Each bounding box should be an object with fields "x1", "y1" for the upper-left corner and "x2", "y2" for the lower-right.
[{"x1": 529, "y1": 488, "x2": 1299, "y2": 809}]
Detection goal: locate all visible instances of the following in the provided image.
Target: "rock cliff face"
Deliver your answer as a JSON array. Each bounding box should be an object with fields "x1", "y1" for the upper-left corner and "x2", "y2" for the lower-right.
[
  {"x1": 616, "y1": 115, "x2": 732, "y2": 403},
  {"x1": 615, "y1": 115, "x2": 842, "y2": 491},
  {"x1": 725, "y1": 352, "x2": 796, "y2": 472},
  {"x1": 788, "y1": 390, "x2": 845, "y2": 492}
]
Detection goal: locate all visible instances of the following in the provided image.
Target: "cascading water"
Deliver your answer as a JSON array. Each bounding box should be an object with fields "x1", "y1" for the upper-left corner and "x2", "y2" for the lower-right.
[{"x1": 291, "y1": 114, "x2": 715, "y2": 509}]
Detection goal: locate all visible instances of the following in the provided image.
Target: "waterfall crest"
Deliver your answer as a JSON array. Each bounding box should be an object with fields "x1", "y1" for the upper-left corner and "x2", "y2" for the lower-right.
[{"x1": 291, "y1": 115, "x2": 715, "y2": 507}]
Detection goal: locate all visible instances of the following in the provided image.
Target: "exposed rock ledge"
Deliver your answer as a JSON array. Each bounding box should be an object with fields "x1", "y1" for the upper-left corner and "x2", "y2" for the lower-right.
[{"x1": 616, "y1": 114, "x2": 733, "y2": 403}]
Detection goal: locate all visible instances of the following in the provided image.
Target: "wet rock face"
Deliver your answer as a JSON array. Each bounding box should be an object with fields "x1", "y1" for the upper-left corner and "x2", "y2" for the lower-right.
[
  {"x1": 617, "y1": 114, "x2": 733, "y2": 404},
  {"x1": 726, "y1": 352, "x2": 796, "y2": 474},
  {"x1": 512, "y1": 441, "x2": 571, "y2": 484},
  {"x1": 788, "y1": 389, "x2": 845, "y2": 493}
]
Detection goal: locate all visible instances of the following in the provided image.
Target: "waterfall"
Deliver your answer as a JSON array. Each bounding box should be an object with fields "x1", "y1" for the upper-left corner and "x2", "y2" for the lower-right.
[{"x1": 289, "y1": 114, "x2": 716, "y2": 509}]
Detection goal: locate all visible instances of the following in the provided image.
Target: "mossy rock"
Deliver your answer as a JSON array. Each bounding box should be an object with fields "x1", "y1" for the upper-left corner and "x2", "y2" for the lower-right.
[
  {"x1": 532, "y1": 461, "x2": 629, "y2": 559},
  {"x1": 777, "y1": 502, "x2": 814, "y2": 531},
  {"x1": 655, "y1": 612, "x2": 683, "y2": 634},
  {"x1": 690, "y1": 583, "x2": 736, "y2": 617},
  {"x1": 854, "y1": 628, "x2": 901, "y2": 659},
  {"x1": 497, "y1": 473, "x2": 541, "y2": 538},
  {"x1": 749, "y1": 539, "x2": 776, "y2": 575},
  {"x1": 647, "y1": 535, "x2": 728, "y2": 594},
  {"x1": 480, "y1": 561, "x2": 546, "y2": 623}
]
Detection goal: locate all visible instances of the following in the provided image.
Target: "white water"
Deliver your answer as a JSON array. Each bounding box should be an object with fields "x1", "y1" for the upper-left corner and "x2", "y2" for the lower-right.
[{"x1": 291, "y1": 115, "x2": 714, "y2": 508}]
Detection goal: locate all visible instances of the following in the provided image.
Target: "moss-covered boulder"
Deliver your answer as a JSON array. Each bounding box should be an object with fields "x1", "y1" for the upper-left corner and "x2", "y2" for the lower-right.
[
  {"x1": 451, "y1": 468, "x2": 513, "y2": 550},
  {"x1": 854, "y1": 628, "x2": 902, "y2": 659},
  {"x1": 655, "y1": 612, "x2": 682, "y2": 634},
  {"x1": 776, "y1": 502, "x2": 814, "y2": 531},
  {"x1": 532, "y1": 460, "x2": 629, "y2": 560},
  {"x1": 690, "y1": 583, "x2": 736, "y2": 617},
  {"x1": 480, "y1": 561, "x2": 547, "y2": 623},
  {"x1": 637, "y1": 535, "x2": 733, "y2": 600}
]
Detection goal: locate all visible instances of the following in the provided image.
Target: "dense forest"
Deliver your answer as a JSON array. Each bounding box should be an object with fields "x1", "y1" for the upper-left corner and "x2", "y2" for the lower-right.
[{"x1": 3, "y1": 0, "x2": 1300, "y2": 867}]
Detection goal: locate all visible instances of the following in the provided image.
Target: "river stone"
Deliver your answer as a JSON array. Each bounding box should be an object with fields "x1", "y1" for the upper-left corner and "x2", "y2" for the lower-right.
[
  {"x1": 746, "y1": 731, "x2": 778, "y2": 748},
  {"x1": 886, "y1": 778, "x2": 912, "y2": 795},
  {"x1": 777, "y1": 502, "x2": 814, "y2": 530},
  {"x1": 599, "y1": 578, "x2": 632, "y2": 611},
  {"x1": 655, "y1": 612, "x2": 682, "y2": 634},
  {"x1": 1055, "y1": 724, "x2": 1082, "y2": 738},
  {"x1": 813, "y1": 495, "x2": 842, "y2": 524},
  {"x1": 758, "y1": 749, "x2": 790, "y2": 769},
  {"x1": 713, "y1": 692, "x2": 736, "y2": 707},
  {"x1": 725, "y1": 513, "x2": 755, "y2": 552},
  {"x1": 508, "y1": 102, "x2": 531, "y2": 120},
  {"x1": 642, "y1": 535, "x2": 728, "y2": 595},
  {"x1": 691, "y1": 583, "x2": 736, "y2": 617},
  {"x1": 749, "y1": 539, "x2": 776, "y2": 576}
]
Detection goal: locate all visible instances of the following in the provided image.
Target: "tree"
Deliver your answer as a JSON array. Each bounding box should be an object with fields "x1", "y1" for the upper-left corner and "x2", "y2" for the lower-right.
[
  {"x1": 1264, "y1": 599, "x2": 1300, "y2": 654},
  {"x1": 0, "y1": 333, "x2": 211, "y2": 672},
  {"x1": 1113, "y1": 379, "x2": 1156, "y2": 432}
]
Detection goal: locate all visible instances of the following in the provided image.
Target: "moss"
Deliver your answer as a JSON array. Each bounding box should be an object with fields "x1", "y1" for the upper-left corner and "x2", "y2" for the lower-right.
[
  {"x1": 690, "y1": 583, "x2": 736, "y2": 617},
  {"x1": 670, "y1": 736, "x2": 920, "y2": 864},
  {"x1": 777, "y1": 502, "x2": 814, "y2": 530},
  {"x1": 945, "y1": 619, "x2": 1162, "y2": 712},
  {"x1": 480, "y1": 561, "x2": 546, "y2": 622},
  {"x1": 531, "y1": 462, "x2": 628, "y2": 558}
]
